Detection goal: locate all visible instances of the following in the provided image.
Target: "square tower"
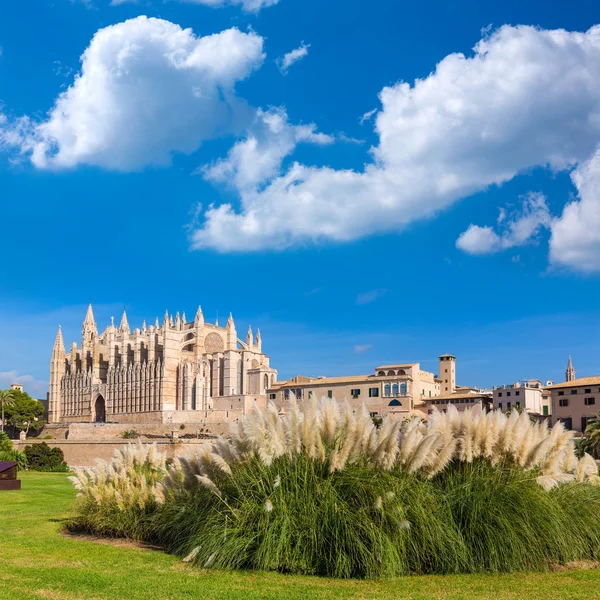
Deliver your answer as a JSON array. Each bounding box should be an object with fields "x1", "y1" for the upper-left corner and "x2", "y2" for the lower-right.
[{"x1": 439, "y1": 354, "x2": 456, "y2": 395}]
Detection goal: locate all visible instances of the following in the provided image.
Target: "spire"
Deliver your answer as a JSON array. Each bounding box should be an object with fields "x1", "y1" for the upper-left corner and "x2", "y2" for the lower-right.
[
  {"x1": 246, "y1": 325, "x2": 253, "y2": 347},
  {"x1": 227, "y1": 312, "x2": 235, "y2": 329},
  {"x1": 108, "y1": 316, "x2": 116, "y2": 332},
  {"x1": 175, "y1": 312, "x2": 181, "y2": 330},
  {"x1": 52, "y1": 326, "x2": 66, "y2": 357},
  {"x1": 195, "y1": 305, "x2": 204, "y2": 324},
  {"x1": 164, "y1": 309, "x2": 169, "y2": 328},
  {"x1": 82, "y1": 304, "x2": 98, "y2": 343},
  {"x1": 255, "y1": 328, "x2": 262, "y2": 350},
  {"x1": 566, "y1": 355, "x2": 576, "y2": 382},
  {"x1": 155, "y1": 316, "x2": 160, "y2": 329},
  {"x1": 182, "y1": 312, "x2": 187, "y2": 326},
  {"x1": 142, "y1": 320, "x2": 147, "y2": 334},
  {"x1": 169, "y1": 315, "x2": 174, "y2": 328},
  {"x1": 119, "y1": 310, "x2": 130, "y2": 334}
]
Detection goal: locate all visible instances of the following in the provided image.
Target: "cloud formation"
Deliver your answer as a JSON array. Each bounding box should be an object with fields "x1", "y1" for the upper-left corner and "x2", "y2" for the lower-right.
[
  {"x1": 353, "y1": 344, "x2": 372, "y2": 353},
  {"x1": 7, "y1": 17, "x2": 265, "y2": 170},
  {"x1": 192, "y1": 24, "x2": 600, "y2": 253},
  {"x1": 201, "y1": 106, "x2": 332, "y2": 194},
  {"x1": 277, "y1": 42, "x2": 310, "y2": 74},
  {"x1": 457, "y1": 192, "x2": 551, "y2": 255},
  {"x1": 111, "y1": 0, "x2": 279, "y2": 11},
  {"x1": 356, "y1": 289, "x2": 388, "y2": 305},
  {"x1": 550, "y1": 151, "x2": 600, "y2": 273}
]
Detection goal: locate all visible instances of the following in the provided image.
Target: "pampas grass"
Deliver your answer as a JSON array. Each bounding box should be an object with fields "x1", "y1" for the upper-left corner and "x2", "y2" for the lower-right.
[{"x1": 68, "y1": 400, "x2": 600, "y2": 578}]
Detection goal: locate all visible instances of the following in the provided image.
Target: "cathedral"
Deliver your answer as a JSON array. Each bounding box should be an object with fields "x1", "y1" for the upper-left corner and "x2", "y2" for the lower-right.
[{"x1": 48, "y1": 305, "x2": 277, "y2": 424}]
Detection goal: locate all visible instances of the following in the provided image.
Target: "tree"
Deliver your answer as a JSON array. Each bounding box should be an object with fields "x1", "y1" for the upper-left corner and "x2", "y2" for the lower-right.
[
  {"x1": 0, "y1": 389, "x2": 15, "y2": 432},
  {"x1": 580, "y1": 415, "x2": 600, "y2": 459},
  {"x1": 3, "y1": 389, "x2": 45, "y2": 436}
]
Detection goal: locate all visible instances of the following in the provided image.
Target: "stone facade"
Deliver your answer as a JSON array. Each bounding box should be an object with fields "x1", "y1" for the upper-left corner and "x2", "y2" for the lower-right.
[
  {"x1": 268, "y1": 355, "x2": 460, "y2": 418},
  {"x1": 49, "y1": 305, "x2": 277, "y2": 424}
]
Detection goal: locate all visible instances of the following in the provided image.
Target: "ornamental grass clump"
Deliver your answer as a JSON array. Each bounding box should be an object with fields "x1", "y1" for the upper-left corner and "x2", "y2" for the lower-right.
[
  {"x1": 67, "y1": 441, "x2": 167, "y2": 539},
  {"x1": 150, "y1": 400, "x2": 600, "y2": 577},
  {"x1": 68, "y1": 400, "x2": 600, "y2": 578}
]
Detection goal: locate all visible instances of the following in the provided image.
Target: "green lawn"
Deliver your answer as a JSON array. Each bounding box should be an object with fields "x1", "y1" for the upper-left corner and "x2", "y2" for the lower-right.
[{"x1": 1, "y1": 473, "x2": 600, "y2": 600}]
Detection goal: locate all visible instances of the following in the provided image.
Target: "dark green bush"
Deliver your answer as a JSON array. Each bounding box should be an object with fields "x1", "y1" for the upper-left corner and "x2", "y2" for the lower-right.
[
  {"x1": 0, "y1": 431, "x2": 27, "y2": 468},
  {"x1": 24, "y1": 442, "x2": 69, "y2": 472}
]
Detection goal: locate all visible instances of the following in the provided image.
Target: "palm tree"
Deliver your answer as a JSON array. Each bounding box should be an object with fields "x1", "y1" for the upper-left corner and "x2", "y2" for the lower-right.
[
  {"x1": 581, "y1": 415, "x2": 600, "y2": 459},
  {"x1": 0, "y1": 390, "x2": 15, "y2": 433}
]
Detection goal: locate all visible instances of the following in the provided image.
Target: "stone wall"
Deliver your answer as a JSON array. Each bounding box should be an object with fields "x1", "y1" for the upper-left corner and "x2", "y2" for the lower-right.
[{"x1": 14, "y1": 438, "x2": 211, "y2": 467}]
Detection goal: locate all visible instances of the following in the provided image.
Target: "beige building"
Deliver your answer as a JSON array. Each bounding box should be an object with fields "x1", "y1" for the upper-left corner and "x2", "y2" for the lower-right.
[
  {"x1": 421, "y1": 388, "x2": 492, "y2": 415},
  {"x1": 548, "y1": 378, "x2": 600, "y2": 432},
  {"x1": 492, "y1": 379, "x2": 552, "y2": 417},
  {"x1": 49, "y1": 305, "x2": 277, "y2": 425},
  {"x1": 268, "y1": 354, "x2": 462, "y2": 418}
]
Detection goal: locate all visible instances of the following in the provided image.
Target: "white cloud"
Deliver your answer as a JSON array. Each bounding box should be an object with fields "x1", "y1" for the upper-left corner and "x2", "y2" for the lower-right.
[
  {"x1": 8, "y1": 17, "x2": 265, "y2": 170},
  {"x1": 112, "y1": 0, "x2": 279, "y2": 12},
  {"x1": 359, "y1": 108, "x2": 377, "y2": 125},
  {"x1": 202, "y1": 106, "x2": 332, "y2": 193},
  {"x1": 456, "y1": 225, "x2": 501, "y2": 255},
  {"x1": 354, "y1": 344, "x2": 372, "y2": 353},
  {"x1": 550, "y1": 150, "x2": 600, "y2": 272},
  {"x1": 356, "y1": 289, "x2": 388, "y2": 305},
  {"x1": 191, "y1": 24, "x2": 600, "y2": 252},
  {"x1": 457, "y1": 192, "x2": 551, "y2": 255},
  {"x1": 277, "y1": 42, "x2": 310, "y2": 74},
  {"x1": 0, "y1": 371, "x2": 48, "y2": 398}
]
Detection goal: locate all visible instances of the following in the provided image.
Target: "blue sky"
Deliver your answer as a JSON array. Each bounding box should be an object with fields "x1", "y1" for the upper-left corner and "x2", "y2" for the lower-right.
[{"x1": 2, "y1": 0, "x2": 600, "y2": 397}]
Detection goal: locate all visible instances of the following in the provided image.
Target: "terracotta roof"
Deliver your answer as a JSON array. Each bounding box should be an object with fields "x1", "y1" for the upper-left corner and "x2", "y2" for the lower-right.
[
  {"x1": 375, "y1": 364, "x2": 417, "y2": 370},
  {"x1": 439, "y1": 354, "x2": 456, "y2": 358},
  {"x1": 272, "y1": 375, "x2": 376, "y2": 388},
  {"x1": 545, "y1": 377, "x2": 600, "y2": 390}
]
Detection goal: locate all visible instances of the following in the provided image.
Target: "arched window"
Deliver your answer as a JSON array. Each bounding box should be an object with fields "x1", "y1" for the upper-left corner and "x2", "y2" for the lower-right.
[
  {"x1": 400, "y1": 383, "x2": 407, "y2": 395},
  {"x1": 182, "y1": 344, "x2": 195, "y2": 353},
  {"x1": 387, "y1": 370, "x2": 396, "y2": 376},
  {"x1": 392, "y1": 383, "x2": 399, "y2": 396},
  {"x1": 388, "y1": 399, "x2": 402, "y2": 407},
  {"x1": 398, "y1": 369, "x2": 406, "y2": 375},
  {"x1": 378, "y1": 371, "x2": 386, "y2": 376},
  {"x1": 264, "y1": 374, "x2": 269, "y2": 393},
  {"x1": 384, "y1": 384, "x2": 391, "y2": 397}
]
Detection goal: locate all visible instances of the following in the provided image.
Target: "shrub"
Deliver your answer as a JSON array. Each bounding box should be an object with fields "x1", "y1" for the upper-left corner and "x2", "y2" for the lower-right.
[
  {"x1": 122, "y1": 430, "x2": 139, "y2": 440},
  {"x1": 69, "y1": 401, "x2": 600, "y2": 578},
  {"x1": 24, "y1": 442, "x2": 69, "y2": 472},
  {"x1": 0, "y1": 431, "x2": 28, "y2": 468},
  {"x1": 67, "y1": 442, "x2": 167, "y2": 539}
]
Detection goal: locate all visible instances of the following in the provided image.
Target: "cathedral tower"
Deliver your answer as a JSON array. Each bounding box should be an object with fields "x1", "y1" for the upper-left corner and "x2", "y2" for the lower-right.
[{"x1": 566, "y1": 356, "x2": 576, "y2": 382}]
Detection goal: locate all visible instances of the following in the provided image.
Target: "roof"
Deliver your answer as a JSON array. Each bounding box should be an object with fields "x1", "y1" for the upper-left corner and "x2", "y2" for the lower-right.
[
  {"x1": 545, "y1": 376, "x2": 600, "y2": 390},
  {"x1": 439, "y1": 353, "x2": 456, "y2": 358},
  {"x1": 375, "y1": 364, "x2": 417, "y2": 370},
  {"x1": 272, "y1": 375, "x2": 376, "y2": 389},
  {"x1": 422, "y1": 390, "x2": 492, "y2": 402}
]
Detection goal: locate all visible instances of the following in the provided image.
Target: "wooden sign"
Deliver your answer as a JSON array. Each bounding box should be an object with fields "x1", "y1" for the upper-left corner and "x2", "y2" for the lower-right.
[{"x1": 0, "y1": 461, "x2": 21, "y2": 491}]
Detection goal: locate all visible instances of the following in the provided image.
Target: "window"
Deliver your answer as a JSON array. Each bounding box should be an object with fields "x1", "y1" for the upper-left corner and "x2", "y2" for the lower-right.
[
  {"x1": 543, "y1": 405, "x2": 549, "y2": 416},
  {"x1": 388, "y1": 399, "x2": 402, "y2": 407},
  {"x1": 585, "y1": 397, "x2": 596, "y2": 406},
  {"x1": 559, "y1": 398, "x2": 569, "y2": 407},
  {"x1": 392, "y1": 383, "x2": 399, "y2": 396},
  {"x1": 571, "y1": 389, "x2": 578, "y2": 395},
  {"x1": 498, "y1": 392, "x2": 503, "y2": 397},
  {"x1": 269, "y1": 393, "x2": 276, "y2": 400},
  {"x1": 585, "y1": 389, "x2": 592, "y2": 394},
  {"x1": 384, "y1": 384, "x2": 391, "y2": 397},
  {"x1": 295, "y1": 388, "x2": 302, "y2": 400},
  {"x1": 445, "y1": 369, "x2": 448, "y2": 373},
  {"x1": 559, "y1": 417, "x2": 572, "y2": 430},
  {"x1": 368, "y1": 388, "x2": 379, "y2": 398},
  {"x1": 350, "y1": 389, "x2": 360, "y2": 398},
  {"x1": 308, "y1": 391, "x2": 313, "y2": 399},
  {"x1": 507, "y1": 391, "x2": 511, "y2": 397},
  {"x1": 558, "y1": 391, "x2": 564, "y2": 396},
  {"x1": 515, "y1": 402, "x2": 520, "y2": 408},
  {"x1": 327, "y1": 390, "x2": 333, "y2": 399},
  {"x1": 515, "y1": 391, "x2": 520, "y2": 396},
  {"x1": 284, "y1": 389, "x2": 290, "y2": 400},
  {"x1": 498, "y1": 402, "x2": 502, "y2": 410},
  {"x1": 400, "y1": 383, "x2": 407, "y2": 395},
  {"x1": 507, "y1": 402, "x2": 511, "y2": 410}
]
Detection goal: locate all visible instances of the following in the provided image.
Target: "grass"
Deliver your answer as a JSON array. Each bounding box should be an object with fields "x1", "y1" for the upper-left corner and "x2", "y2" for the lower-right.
[{"x1": 1, "y1": 473, "x2": 600, "y2": 599}]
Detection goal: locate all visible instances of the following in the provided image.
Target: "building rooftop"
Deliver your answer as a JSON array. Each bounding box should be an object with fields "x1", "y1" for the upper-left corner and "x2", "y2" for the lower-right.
[
  {"x1": 545, "y1": 376, "x2": 600, "y2": 390},
  {"x1": 422, "y1": 390, "x2": 492, "y2": 402},
  {"x1": 375, "y1": 363, "x2": 417, "y2": 370}
]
